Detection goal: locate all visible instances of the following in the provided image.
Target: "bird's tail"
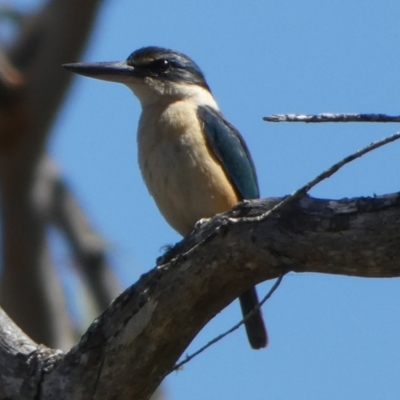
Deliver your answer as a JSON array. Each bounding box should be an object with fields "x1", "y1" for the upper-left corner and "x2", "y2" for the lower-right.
[{"x1": 239, "y1": 287, "x2": 268, "y2": 349}]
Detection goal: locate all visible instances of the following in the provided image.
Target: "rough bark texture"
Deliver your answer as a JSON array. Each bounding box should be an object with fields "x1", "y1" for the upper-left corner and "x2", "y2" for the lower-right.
[{"x1": 0, "y1": 193, "x2": 398, "y2": 400}]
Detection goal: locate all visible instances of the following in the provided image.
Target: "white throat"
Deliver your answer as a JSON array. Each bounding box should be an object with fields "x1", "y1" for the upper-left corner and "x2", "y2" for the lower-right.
[{"x1": 125, "y1": 79, "x2": 219, "y2": 110}]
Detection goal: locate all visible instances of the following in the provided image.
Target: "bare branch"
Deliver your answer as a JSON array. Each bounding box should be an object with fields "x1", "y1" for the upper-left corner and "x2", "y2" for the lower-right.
[
  {"x1": 170, "y1": 273, "x2": 285, "y2": 373},
  {"x1": 233, "y1": 132, "x2": 400, "y2": 224},
  {"x1": 0, "y1": 192, "x2": 396, "y2": 399},
  {"x1": 0, "y1": 306, "x2": 62, "y2": 399},
  {"x1": 264, "y1": 113, "x2": 400, "y2": 123}
]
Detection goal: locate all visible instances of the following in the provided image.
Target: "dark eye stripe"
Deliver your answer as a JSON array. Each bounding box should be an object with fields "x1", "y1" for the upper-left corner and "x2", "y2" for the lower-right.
[{"x1": 147, "y1": 59, "x2": 170, "y2": 73}]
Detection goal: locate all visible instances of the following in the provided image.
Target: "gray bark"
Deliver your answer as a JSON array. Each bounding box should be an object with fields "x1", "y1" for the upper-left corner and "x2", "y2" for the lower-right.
[{"x1": 0, "y1": 193, "x2": 398, "y2": 400}]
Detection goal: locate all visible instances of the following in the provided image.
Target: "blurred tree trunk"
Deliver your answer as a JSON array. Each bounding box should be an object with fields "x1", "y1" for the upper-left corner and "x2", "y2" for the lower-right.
[{"x1": 0, "y1": 0, "x2": 118, "y2": 349}]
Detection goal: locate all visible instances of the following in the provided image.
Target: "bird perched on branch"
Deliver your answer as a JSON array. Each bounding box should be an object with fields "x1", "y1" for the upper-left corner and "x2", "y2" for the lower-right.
[{"x1": 64, "y1": 46, "x2": 267, "y2": 349}]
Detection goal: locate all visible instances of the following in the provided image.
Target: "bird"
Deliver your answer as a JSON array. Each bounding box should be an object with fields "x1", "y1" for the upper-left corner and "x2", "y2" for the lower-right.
[{"x1": 63, "y1": 46, "x2": 268, "y2": 349}]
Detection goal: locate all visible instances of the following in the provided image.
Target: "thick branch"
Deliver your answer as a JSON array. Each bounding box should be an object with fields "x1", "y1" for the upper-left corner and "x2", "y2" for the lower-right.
[
  {"x1": 0, "y1": 193, "x2": 398, "y2": 399},
  {"x1": 0, "y1": 192, "x2": 392, "y2": 400},
  {"x1": 0, "y1": 307, "x2": 62, "y2": 399}
]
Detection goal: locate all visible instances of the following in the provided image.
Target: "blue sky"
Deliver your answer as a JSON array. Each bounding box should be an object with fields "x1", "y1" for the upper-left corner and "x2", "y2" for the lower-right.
[{"x1": 38, "y1": 0, "x2": 400, "y2": 398}]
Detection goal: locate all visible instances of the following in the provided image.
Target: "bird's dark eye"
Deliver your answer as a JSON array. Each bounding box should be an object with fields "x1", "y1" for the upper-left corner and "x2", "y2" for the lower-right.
[{"x1": 148, "y1": 59, "x2": 171, "y2": 74}]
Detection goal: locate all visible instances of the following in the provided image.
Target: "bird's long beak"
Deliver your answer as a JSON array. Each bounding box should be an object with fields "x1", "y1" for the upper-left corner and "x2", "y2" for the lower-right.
[{"x1": 63, "y1": 61, "x2": 135, "y2": 83}]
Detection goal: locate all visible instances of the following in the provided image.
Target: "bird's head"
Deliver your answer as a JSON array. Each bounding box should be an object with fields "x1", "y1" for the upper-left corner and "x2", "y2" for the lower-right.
[{"x1": 64, "y1": 46, "x2": 212, "y2": 106}]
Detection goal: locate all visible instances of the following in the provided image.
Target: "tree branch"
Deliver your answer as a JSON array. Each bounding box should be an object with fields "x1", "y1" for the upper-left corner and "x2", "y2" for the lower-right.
[
  {"x1": 235, "y1": 132, "x2": 400, "y2": 223},
  {"x1": 263, "y1": 113, "x2": 400, "y2": 123},
  {"x1": 0, "y1": 192, "x2": 398, "y2": 399}
]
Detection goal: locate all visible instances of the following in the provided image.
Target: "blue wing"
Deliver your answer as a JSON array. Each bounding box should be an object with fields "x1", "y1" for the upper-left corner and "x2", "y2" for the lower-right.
[{"x1": 197, "y1": 105, "x2": 259, "y2": 199}]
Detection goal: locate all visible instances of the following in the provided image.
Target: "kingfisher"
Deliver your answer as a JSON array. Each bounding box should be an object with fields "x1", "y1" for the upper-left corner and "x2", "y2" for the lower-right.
[{"x1": 64, "y1": 46, "x2": 267, "y2": 349}]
